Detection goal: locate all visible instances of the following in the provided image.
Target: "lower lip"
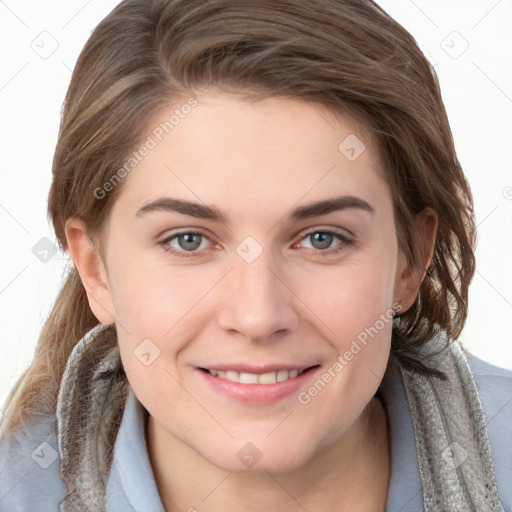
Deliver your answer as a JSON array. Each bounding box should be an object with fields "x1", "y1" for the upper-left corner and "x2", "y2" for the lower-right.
[{"x1": 197, "y1": 366, "x2": 320, "y2": 404}]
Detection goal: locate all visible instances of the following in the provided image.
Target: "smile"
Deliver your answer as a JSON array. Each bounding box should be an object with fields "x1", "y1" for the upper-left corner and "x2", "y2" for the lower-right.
[
  {"x1": 204, "y1": 368, "x2": 306, "y2": 384},
  {"x1": 197, "y1": 364, "x2": 321, "y2": 404}
]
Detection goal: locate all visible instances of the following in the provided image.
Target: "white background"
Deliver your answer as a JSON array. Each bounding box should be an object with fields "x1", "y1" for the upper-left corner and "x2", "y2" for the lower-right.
[{"x1": 0, "y1": 0, "x2": 511, "y2": 409}]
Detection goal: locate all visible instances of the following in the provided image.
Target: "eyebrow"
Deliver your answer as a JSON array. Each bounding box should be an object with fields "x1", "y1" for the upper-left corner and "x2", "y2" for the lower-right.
[{"x1": 135, "y1": 195, "x2": 375, "y2": 223}]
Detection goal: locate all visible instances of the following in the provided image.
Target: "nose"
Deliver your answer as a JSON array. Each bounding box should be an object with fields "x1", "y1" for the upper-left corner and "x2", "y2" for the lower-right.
[{"x1": 217, "y1": 249, "x2": 299, "y2": 343}]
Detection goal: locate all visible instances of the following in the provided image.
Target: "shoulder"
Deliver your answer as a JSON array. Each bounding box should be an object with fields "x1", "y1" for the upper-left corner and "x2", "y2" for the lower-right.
[
  {"x1": 465, "y1": 350, "x2": 512, "y2": 423},
  {"x1": 464, "y1": 349, "x2": 512, "y2": 509},
  {"x1": 0, "y1": 414, "x2": 67, "y2": 511}
]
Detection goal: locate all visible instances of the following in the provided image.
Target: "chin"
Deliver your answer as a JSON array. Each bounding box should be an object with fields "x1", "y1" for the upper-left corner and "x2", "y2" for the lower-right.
[{"x1": 200, "y1": 434, "x2": 319, "y2": 474}]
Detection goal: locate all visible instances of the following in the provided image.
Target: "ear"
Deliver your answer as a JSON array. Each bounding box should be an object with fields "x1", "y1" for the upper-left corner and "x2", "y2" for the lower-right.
[
  {"x1": 64, "y1": 217, "x2": 116, "y2": 325},
  {"x1": 393, "y1": 207, "x2": 438, "y2": 314}
]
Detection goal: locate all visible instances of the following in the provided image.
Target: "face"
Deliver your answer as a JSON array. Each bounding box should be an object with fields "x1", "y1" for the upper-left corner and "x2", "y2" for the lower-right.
[{"x1": 76, "y1": 92, "x2": 415, "y2": 473}]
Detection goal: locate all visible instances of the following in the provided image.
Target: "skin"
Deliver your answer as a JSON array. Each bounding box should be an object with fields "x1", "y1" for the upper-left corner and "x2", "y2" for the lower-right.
[{"x1": 65, "y1": 92, "x2": 437, "y2": 511}]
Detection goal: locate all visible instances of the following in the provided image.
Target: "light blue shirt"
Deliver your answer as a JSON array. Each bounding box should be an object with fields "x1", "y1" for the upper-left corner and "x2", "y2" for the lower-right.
[{"x1": 1, "y1": 352, "x2": 511, "y2": 511}]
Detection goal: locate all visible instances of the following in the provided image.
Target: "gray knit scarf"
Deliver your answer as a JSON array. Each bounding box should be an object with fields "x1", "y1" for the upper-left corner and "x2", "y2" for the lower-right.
[{"x1": 56, "y1": 324, "x2": 505, "y2": 511}]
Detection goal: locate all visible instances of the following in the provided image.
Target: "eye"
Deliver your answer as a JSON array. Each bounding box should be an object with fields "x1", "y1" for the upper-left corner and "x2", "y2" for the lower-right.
[
  {"x1": 159, "y1": 231, "x2": 214, "y2": 258},
  {"x1": 158, "y1": 228, "x2": 353, "y2": 259},
  {"x1": 294, "y1": 228, "x2": 353, "y2": 256}
]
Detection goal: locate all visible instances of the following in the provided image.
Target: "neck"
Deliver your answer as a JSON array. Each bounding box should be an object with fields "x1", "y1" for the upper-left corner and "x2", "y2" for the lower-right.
[{"x1": 146, "y1": 396, "x2": 390, "y2": 512}]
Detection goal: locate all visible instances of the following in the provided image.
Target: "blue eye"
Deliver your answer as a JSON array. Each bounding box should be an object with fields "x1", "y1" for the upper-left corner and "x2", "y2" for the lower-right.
[
  {"x1": 158, "y1": 228, "x2": 353, "y2": 258},
  {"x1": 159, "y1": 232, "x2": 211, "y2": 258},
  {"x1": 294, "y1": 229, "x2": 353, "y2": 256},
  {"x1": 172, "y1": 233, "x2": 203, "y2": 251}
]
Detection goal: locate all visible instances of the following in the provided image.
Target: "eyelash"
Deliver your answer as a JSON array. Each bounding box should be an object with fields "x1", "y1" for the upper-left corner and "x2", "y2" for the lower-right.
[{"x1": 158, "y1": 228, "x2": 353, "y2": 259}]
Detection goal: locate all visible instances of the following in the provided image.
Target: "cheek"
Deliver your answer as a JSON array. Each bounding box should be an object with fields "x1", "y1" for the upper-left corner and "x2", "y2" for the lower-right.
[
  {"x1": 300, "y1": 254, "x2": 397, "y2": 340},
  {"x1": 107, "y1": 245, "x2": 210, "y2": 333},
  {"x1": 297, "y1": 261, "x2": 396, "y2": 426},
  {"x1": 294, "y1": 247, "x2": 397, "y2": 402},
  {"x1": 107, "y1": 252, "x2": 217, "y2": 398}
]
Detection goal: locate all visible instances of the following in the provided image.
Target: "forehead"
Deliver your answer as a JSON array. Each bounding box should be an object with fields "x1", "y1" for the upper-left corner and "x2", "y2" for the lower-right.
[{"x1": 113, "y1": 93, "x2": 389, "y2": 219}]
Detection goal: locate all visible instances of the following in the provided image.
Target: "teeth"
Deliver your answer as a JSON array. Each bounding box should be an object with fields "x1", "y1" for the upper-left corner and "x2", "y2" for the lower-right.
[
  {"x1": 225, "y1": 371, "x2": 238, "y2": 381},
  {"x1": 207, "y1": 368, "x2": 305, "y2": 384},
  {"x1": 258, "y1": 371, "x2": 278, "y2": 384},
  {"x1": 239, "y1": 372, "x2": 259, "y2": 384}
]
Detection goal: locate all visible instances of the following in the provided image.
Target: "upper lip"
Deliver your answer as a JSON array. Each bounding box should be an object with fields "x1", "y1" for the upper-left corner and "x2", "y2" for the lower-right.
[{"x1": 199, "y1": 363, "x2": 319, "y2": 373}]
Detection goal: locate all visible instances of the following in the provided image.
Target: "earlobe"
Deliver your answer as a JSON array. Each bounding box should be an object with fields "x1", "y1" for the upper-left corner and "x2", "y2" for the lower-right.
[
  {"x1": 394, "y1": 207, "x2": 438, "y2": 313},
  {"x1": 64, "y1": 217, "x2": 116, "y2": 324}
]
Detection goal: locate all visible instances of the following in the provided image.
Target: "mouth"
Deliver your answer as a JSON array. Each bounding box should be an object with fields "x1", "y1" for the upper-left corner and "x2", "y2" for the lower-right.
[
  {"x1": 200, "y1": 367, "x2": 313, "y2": 384},
  {"x1": 197, "y1": 364, "x2": 321, "y2": 404}
]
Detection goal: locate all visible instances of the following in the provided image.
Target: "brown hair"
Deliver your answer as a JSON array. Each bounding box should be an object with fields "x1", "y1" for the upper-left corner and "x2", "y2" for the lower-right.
[{"x1": 0, "y1": 0, "x2": 475, "y2": 438}]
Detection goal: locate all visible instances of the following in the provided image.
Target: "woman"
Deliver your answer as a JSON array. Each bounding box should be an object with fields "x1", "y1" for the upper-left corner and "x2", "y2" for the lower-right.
[{"x1": 0, "y1": 1, "x2": 510, "y2": 511}]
